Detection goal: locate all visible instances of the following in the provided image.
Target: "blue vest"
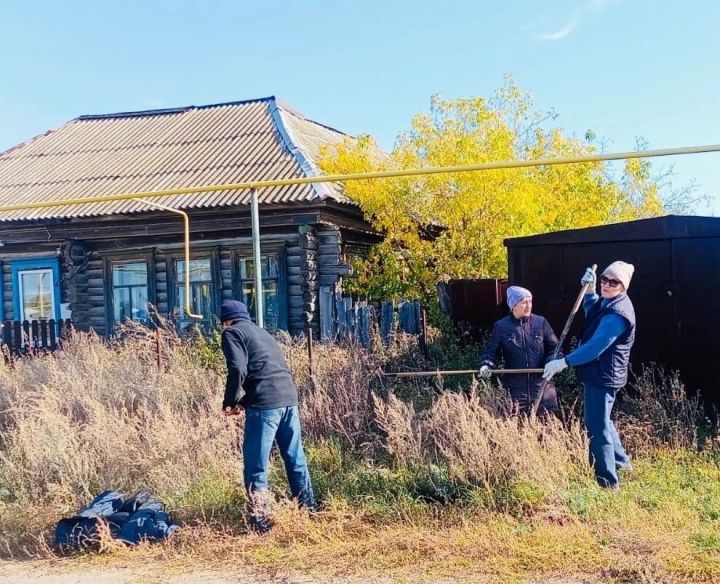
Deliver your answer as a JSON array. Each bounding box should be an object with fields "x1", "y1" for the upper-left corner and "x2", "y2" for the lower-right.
[{"x1": 576, "y1": 294, "x2": 636, "y2": 388}]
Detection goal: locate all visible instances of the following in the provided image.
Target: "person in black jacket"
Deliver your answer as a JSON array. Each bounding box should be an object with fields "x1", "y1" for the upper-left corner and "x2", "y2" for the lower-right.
[
  {"x1": 219, "y1": 299, "x2": 315, "y2": 533},
  {"x1": 478, "y1": 286, "x2": 560, "y2": 415}
]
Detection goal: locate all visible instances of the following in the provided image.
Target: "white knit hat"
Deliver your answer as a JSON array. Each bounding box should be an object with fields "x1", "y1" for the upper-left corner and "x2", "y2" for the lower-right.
[{"x1": 602, "y1": 261, "x2": 635, "y2": 290}]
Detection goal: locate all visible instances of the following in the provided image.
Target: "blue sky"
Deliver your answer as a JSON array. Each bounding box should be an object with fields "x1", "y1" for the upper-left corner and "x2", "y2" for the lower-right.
[{"x1": 1, "y1": 0, "x2": 718, "y2": 213}]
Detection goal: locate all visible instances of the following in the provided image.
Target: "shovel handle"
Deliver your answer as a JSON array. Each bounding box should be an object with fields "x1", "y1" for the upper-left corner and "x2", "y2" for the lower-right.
[{"x1": 530, "y1": 264, "x2": 597, "y2": 417}]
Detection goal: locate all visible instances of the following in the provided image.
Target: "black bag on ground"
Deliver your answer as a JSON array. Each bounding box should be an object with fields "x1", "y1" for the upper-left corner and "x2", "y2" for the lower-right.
[
  {"x1": 117, "y1": 508, "x2": 178, "y2": 544},
  {"x1": 54, "y1": 490, "x2": 178, "y2": 553}
]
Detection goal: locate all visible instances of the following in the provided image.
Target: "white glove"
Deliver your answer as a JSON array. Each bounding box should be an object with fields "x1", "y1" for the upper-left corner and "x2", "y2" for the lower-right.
[
  {"x1": 580, "y1": 267, "x2": 596, "y2": 288},
  {"x1": 542, "y1": 358, "x2": 567, "y2": 380},
  {"x1": 478, "y1": 365, "x2": 492, "y2": 379}
]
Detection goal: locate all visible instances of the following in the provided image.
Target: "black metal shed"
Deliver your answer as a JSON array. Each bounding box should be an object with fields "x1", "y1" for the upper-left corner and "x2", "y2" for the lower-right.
[{"x1": 505, "y1": 215, "x2": 720, "y2": 402}]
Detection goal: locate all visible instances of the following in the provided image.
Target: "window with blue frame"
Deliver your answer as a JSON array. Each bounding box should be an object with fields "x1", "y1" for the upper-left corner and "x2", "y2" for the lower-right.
[
  {"x1": 8, "y1": 258, "x2": 62, "y2": 322},
  {"x1": 111, "y1": 261, "x2": 149, "y2": 325}
]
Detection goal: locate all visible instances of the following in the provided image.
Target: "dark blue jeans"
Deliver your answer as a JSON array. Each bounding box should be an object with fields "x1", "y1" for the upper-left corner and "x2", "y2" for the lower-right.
[
  {"x1": 583, "y1": 383, "x2": 631, "y2": 488},
  {"x1": 243, "y1": 405, "x2": 315, "y2": 528}
]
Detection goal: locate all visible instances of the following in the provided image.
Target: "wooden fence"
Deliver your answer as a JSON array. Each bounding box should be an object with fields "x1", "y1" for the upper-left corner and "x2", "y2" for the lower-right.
[
  {"x1": 318, "y1": 287, "x2": 425, "y2": 349},
  {"x1": 0, "y1": 319, "x2": 73, "y2": 357}
]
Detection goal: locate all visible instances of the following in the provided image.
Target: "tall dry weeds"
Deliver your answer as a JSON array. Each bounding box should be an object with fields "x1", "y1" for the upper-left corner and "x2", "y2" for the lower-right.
[
  {"x1": 372, "y1": 393, "x2": 424, "y2": 464},
  {"x1": 424, "y1": 386, "x2": 589, "y2": 493},
  {"x1": 618, "y1": 365, "x2": 707, "y2": 453},
  {"x1": 0, "y1": 323, "x2": 241, "y2": 510},
  {"x1": 0, "y1": 323, "x2": 711, "y2": 559},
  {"x1": 284, "y1": 336, "x2": 383, "y2": 449}
]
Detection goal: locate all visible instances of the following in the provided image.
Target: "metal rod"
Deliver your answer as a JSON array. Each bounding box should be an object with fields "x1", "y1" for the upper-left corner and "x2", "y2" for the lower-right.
[
  {"x1": 1, "y1": 145, "x2": 718, "y2": 214},
  {"x1": 420, "y1": 307, "x2": 429, "y2": 359},
  {"x1": 137, "y1": 199, "x2": 202, "y2": 319},
  {"x1": 383, "y1": 368, "x2": 544, "y2": 378},
  {"x1": 156, "y1": 327, "x2": 162, "y2": 371},
  {"x1": 530, "y1": 264, "x2": 597, "y2": 417},
  {"x1": 307, "y1": 326, "x2": 314, "y2": 377},
  {"x1": 250, "y1": 188, "x2": 264, "y2": 328}
]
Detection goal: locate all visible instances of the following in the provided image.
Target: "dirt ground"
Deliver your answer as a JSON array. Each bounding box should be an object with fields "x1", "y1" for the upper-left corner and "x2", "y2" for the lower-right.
[
  {"x1": 0, "y1": 562, "x2": 346, "y2": 584},
  {"x1": 0, "y1": 560, "x2": 596, "y2": 584},
  {"x1": 0, "y1": 561, "x2": 450, "y2": 584}
]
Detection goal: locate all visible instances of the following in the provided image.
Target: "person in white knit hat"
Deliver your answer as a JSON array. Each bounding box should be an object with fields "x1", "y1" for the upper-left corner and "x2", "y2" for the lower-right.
[
  {"x1": 543, "y1": 261, "x2": 636, "y2": 488},
  {"x1": 478, "y1": 285, "x2": 561, "y2": 415}
]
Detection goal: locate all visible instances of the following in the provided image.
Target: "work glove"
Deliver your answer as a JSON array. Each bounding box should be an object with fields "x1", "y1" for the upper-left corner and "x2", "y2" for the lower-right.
[
  {"x1": 478, "y1": 365, "x2": 492, "y2": 379},
  {"x1": 580, "y1": 267, "x2": 596, "y2": 289},
  {"x1": 542, "y1": 358, "x2": 567, "y2": 380}
]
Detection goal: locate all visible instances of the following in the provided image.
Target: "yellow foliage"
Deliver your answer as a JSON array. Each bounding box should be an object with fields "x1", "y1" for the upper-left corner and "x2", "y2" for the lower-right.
[{"x1": 319, "y1": 81, "x2": 668, "y2": 300}]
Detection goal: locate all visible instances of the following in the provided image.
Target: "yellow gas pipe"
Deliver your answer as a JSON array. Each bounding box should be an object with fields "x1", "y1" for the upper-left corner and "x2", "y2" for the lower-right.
[
  {"x1": 0, "y1": 144, "x2": 717, "y2": 323},
  {"x1": 135, "y1": 199, "x2": 202, "y2": 320},
  {"x1": 0, "y1": 144, "x2": 716, "y2": 215}
]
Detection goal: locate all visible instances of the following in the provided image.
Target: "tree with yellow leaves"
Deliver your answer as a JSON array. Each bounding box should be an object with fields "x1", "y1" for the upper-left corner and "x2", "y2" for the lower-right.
[{"x1": 319, "y1": 81, "x2": 692, "y2": 300}]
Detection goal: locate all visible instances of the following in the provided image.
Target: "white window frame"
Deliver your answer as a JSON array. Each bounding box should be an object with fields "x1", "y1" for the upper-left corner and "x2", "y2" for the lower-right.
[{"x1": 18, "y1": 268, "x2": 56, "y2": 322}]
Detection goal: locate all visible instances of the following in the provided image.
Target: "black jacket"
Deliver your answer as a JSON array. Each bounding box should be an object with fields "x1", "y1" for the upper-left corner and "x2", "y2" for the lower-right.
[
  {"x1": 221, "y1": 317, "x2": 299, "y2": 410},
  {"x1": 479, "y1": 313, "x2": 560, "y2": 414}
]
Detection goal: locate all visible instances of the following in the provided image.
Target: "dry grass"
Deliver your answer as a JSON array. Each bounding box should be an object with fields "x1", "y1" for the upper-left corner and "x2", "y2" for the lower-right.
[
  {"x1": 0, "y1": 322, "x2": 718, "y2": 583},
  {"x1": 618, "y1": 366, "x2": 708, "y2": 454},
  {"x1": 0, "y1": 327, "x2": 241, "y2": 509}
]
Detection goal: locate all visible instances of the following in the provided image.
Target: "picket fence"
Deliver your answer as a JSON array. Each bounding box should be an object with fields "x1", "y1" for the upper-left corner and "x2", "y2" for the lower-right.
[
  {"x1": 0, "y1": 319, "x2": 74, "y2": 358},
  {"x1": 318, "y1": 288, "x2": 426, "y2": 349},
  {"x1": 0, "y1": 297, "x2": 424, "y2": 362}
]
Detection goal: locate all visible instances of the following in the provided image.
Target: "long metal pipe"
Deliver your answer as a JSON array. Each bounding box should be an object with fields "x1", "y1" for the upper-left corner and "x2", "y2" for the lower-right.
[
  {"x1": 250, "y1": 188, "x2": 264, "y2": 328},
  {"x1": 135, "y1": 199, "x2": 202, "y2": 319},
  {"x1": 0, "y1": 144, "x2": 718, "y2": 214},
  {"x1": 383, "y1": 368, "x2": 544, "y2": 378}
]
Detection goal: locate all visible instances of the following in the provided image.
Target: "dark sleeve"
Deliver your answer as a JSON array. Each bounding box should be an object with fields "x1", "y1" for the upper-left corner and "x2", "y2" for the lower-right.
[
  {"x1": 479, "y1": 322, "x2": 502, "y2": 367},
  {"x1": 221, "y1": 329, "x2": 248, "y2": 409},
  {"x1": 543, "y1": 317, "x2": 562, "y2": 362}
]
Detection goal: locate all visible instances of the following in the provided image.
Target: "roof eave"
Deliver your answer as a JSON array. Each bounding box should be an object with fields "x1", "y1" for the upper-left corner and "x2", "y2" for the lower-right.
[{"x1": 268, "y1": 99, "x2": 337, "y2": 202}]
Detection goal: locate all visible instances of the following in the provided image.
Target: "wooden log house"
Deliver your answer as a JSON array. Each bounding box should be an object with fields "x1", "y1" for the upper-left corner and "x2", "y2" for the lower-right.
[{"x1": 0, "y1": 97, "x2": 379, "y2": 336}]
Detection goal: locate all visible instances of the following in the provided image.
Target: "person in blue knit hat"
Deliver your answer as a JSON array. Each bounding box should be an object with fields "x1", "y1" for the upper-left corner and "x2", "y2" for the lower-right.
[
  {"x1": 218, "y1": 299, "x2": 316, "y2": 533},
  {"x1": 478, "y1": 285, "x2": 561, "y2": 415}
]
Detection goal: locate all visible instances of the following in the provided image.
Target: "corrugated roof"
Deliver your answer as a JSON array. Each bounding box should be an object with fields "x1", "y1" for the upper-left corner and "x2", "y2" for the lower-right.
[{"x1": 0, "y1": 96, "x2": 352, "y2": 222}]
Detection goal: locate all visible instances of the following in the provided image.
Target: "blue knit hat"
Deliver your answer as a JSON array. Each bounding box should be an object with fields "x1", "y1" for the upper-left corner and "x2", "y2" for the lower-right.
[
  {"x1": 506, "y1": 286, "x2": 532, "y2": 309},
  {"x1": 219, "y1": 300, "x2": 250, "y2": 322}
]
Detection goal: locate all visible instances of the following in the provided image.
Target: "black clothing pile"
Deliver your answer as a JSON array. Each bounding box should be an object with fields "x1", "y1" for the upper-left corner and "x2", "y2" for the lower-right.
[{"x1": 54, "y1": 490, "x2": 178, "y2": 553}]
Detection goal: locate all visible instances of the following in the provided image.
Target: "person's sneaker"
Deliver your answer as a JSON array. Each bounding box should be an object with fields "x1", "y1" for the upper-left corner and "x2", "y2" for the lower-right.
[
  {"x1": 596, "y1": 478, "x2": 621, "y2": 490},
  {"x1": 247, "y1": 489, "x2": 273, "y2": 534},
  {"x1": 305, "y1": 499, "x2": 325, "y2": 517},
  {"x1": 301, "y1": 498, "x2": 319, "y2": 513},
  {"x1": 248, "y1": 514, "x2": 272, "y2": 535}
]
